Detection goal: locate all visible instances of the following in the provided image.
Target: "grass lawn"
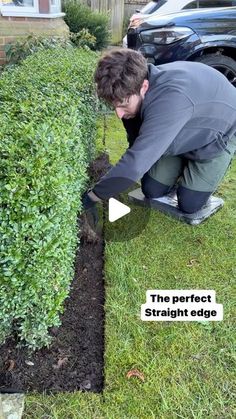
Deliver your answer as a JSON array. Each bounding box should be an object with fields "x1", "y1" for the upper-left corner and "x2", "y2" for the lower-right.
[{"x1": 24, "y1": 114, "x2": 236, "y2": 418}]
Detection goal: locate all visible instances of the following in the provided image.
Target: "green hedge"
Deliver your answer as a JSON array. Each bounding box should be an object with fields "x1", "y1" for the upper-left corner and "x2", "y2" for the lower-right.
[
  {"x1": 63, "y1": 0, "x2": 110, "y2": 50},
  {"x1": 0, "y1": 47, "x2": 98, "y2": 349}
]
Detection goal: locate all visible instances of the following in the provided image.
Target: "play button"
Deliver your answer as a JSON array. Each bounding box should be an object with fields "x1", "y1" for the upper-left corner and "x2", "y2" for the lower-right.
[{"x1": 108, "y1": 198, "x2": 131, "y2": 222}]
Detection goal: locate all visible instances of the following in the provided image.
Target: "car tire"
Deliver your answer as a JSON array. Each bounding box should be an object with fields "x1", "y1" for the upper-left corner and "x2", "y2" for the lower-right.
[{"x1": 194, "y1": 54, "x2": 236, "y2": 87}]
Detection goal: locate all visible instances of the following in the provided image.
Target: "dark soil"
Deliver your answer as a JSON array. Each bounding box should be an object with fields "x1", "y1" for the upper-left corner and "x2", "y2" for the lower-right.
[{"x1": 0, "y1": 153, "x2": 112, "y2": 394}]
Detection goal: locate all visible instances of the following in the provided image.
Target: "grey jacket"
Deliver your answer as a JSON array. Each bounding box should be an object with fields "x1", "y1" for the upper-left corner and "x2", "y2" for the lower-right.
[{"x1": 93, "y1": 61, "x2": 236, "y2": 200}]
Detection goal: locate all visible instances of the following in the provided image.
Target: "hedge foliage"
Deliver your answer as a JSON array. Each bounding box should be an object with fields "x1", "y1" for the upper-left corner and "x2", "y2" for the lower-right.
[
  {"x1": 0, "y1": 47, "x2": 98, "y2": 349},
  {"x1": 62, "y1": 0, "x2": 110, "y2": 50},
  {"x1": 4, "y1": 34, "x2": 73, "y2": 65},
  {"x1": 4, "y1": 32, "x2": 96, "y2": 66}
]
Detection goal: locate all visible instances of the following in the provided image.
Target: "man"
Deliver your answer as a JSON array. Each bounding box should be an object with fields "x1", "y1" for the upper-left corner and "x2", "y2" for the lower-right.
[{"x1": 82, "y1": 48, "x2": 236, "y2": 216}]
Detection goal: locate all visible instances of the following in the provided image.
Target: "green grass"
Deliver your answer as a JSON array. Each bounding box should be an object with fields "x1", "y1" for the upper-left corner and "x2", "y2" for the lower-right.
[
  {"x1": 24, "y1": 114, "x2": 236, "y2": 418},
  {"x1": 24, "y1": 393, "x2": 104, "y2": 418}
]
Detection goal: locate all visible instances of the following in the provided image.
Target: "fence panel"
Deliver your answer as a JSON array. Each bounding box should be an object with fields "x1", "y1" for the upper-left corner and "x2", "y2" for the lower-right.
[{"x1": 90, "y1": 0, "x2": 124, "y2": 44}]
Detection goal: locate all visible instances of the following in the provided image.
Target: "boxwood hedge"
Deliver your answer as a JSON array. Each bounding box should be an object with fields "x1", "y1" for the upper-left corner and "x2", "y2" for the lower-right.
[{"x1": 0, "y1": 47, "x2": 98, "y2": 349}]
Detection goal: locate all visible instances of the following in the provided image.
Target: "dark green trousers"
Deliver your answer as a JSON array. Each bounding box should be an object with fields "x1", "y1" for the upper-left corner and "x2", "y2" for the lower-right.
[
  {"x1": 141, "y1": 135, "x2": 236, "y2": 213},
  {"x1": 147, "y1": 135, "x2": 236, "y2": 193}
]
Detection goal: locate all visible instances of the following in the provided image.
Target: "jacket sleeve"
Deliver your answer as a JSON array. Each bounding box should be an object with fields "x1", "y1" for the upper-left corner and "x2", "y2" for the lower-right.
[{"x1": 93, "y1": 91, "x2": 194, "y2": 200}]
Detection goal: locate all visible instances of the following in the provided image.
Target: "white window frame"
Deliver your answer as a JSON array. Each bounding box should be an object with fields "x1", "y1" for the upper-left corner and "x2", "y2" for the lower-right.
[
  {"x1": 0, "y1": 0, "x2": 64, "y2": 16},
  {"x1": 50, "y1": 0, "x2": 61, "y2": 14},
  {"x1": 0, "y1": 0, "x2": 39, "y2": 14}
]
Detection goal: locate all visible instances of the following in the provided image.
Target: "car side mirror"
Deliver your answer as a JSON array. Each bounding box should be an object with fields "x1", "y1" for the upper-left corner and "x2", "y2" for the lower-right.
[{"x1": 135, "y1": 9, "x2": 141, "y2": 13}]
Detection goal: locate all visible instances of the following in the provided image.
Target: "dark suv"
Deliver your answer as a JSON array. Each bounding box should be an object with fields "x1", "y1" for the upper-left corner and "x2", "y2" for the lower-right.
[{"x1": 127, "y1": 7, "x2": 236, "y2": 86}]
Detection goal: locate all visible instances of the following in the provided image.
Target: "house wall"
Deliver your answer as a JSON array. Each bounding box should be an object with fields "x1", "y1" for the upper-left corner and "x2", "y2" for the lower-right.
[{"x1": 0, "y1": 4, "x2": 69, "y2": 66}]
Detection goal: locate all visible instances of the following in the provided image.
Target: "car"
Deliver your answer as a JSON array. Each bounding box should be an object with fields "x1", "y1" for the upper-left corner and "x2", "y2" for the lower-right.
[
  {"x1": 127, "y1": 7, "x2": 236, "y2": 86},
  {"x1": 123, "y1": 0, "x2": 236, "y2": 47}
]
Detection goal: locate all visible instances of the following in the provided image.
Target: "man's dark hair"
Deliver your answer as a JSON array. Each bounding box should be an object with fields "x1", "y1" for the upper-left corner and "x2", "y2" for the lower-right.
[{"x1": 94, "y1": 48, "x2": 148, "y2": 105}]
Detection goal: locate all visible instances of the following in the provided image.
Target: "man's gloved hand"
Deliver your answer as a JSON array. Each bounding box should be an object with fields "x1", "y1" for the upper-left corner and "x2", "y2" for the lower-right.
[
  {"x1": 81, "y1": 190, "x2": 101, "y2": 228},
  {"x1": 82, "y1": 191, "x2": 97, "y2": 210},
  {"x1": 85, "y1": 205, "x2": 99, "y2": 230}
]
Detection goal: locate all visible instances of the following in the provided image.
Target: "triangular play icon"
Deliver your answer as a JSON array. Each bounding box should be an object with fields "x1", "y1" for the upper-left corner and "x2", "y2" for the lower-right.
[{"x1": 108, "y1": 198, "x2": 131, "y2": 222}]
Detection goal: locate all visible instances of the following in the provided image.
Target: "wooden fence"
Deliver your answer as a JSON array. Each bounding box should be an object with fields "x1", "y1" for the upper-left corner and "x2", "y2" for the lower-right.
[
  {"x1": 124, "y1": 0, "x2": 148, "y2": 18},
  {"x1": 90, "y1": 0, "x2": 124, "y2": 44},
  {"x1": 88, "y1": 0, "x2": 148, "y2": 44}
]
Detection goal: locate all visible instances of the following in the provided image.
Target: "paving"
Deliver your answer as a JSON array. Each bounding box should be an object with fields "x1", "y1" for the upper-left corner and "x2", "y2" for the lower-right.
[{"x1": 0, "y1": 394, "x2": 25, "y2": 419}]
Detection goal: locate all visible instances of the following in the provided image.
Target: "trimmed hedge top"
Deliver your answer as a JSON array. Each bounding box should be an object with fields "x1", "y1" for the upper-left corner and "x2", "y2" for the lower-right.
[{"x1": 0, "y1": 47, "x2": 98, "y2": 349}]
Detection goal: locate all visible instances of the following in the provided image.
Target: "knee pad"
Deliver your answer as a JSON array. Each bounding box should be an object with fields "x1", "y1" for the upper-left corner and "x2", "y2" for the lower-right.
[
  {"x1": 177, "y1": 186, "x2": 212, "y2": 213},
  {"x1": 141, "y1": 173, "x2": 172, "y2": 198}
]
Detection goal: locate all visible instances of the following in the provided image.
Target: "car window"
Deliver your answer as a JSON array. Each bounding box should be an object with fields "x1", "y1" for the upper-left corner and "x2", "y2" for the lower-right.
[
  {"x1": 140, "y1": 0, "x2": 167, "y2": 15},
  {"x1": 199, "y1": 0, "x2": 235, "y2": 6},
  {"x1": 183, "y1": 1, "x2": 198, "y2": 9}
]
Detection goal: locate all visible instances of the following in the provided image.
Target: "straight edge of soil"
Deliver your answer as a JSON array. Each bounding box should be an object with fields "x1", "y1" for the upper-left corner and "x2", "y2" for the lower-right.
[{"x1": 0, "y1": 153, "x2": 111, "y2": 394}]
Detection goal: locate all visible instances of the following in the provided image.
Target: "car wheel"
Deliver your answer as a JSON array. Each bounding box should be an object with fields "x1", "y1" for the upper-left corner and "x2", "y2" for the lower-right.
[{"x1": 194, "y1": 54, "x2": 236, "y2": 87}]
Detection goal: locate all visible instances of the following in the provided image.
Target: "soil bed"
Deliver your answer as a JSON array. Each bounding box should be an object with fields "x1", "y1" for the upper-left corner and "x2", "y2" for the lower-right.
[{"x1": 0, "y1": 153, "x2": 111, "y2": 394}]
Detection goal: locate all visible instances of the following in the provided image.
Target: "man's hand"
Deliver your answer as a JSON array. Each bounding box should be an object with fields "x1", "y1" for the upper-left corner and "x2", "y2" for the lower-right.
[
  {"x1": 82, "y1": 191, "x2": 96, "y2": 211},
  {"x1": 82, "y1": 189, "x2": 102, "y2": 210},
  {"x1": 81, "y1": 189, "x2": 102, "y2": 229}
]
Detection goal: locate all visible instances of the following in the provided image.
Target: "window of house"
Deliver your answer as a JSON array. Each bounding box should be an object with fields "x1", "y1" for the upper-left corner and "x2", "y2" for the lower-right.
[
  {"x1": 0, "y1": 0, "x2": 62, "y2": 14},
  {"x1": 0, "y1": 0, "x2": 37, "y2": 11},
  {"x1": 50, "y1": 0, "x2": 60, "y2": 13}
]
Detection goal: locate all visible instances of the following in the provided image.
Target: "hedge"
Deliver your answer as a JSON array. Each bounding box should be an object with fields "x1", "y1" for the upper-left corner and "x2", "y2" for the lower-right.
[
  {"x1": 0, "y1": 47, "x2": 98, "y2": 349},
  {"x1": 62, "y1": 0, "x2": 110, "y2": 50}
]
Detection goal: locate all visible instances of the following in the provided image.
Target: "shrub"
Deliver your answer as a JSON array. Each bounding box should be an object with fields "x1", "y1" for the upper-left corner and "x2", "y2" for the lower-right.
[
  {"x1": 70, "y1": 28, "x2": 96, "y2": 50},
  {"x1": 4, "y1": 32, "x2": 97, "y2": 67},
  {"x1": 62, "y1": 0, "x2": 110, "y2": 50},
  {"x1": 0, "y1": 47, "x2": 98, "y2": 349},
  {"x1": 4, "y1": 34, "x2": 73, "y2": 65}
]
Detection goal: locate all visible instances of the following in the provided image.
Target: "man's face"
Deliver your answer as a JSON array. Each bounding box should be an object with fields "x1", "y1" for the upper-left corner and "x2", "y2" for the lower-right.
[
  {"x1": 114, "y1": 94, "x2": 142, "y2": 120},
  {"x1": 113, "y1": 79, "x2": 149, "y2": 120}
]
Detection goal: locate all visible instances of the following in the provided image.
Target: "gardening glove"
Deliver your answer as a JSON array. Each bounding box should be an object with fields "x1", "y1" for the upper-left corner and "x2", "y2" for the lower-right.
[
  {"x1": 87, "y1": 205, "x2": 99, "y2": 227},
  {"x1": 81, "y1": 189, "x2": 101, "y2": 227},
  {"x1": 82, "y1": 190, "x2": 97, "y2": 210}
]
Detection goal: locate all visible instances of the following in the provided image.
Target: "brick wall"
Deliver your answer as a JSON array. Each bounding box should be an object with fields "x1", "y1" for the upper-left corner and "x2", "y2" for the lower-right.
[{"x1": 0, "y1": 15, "x2": 69, "y2": 66}]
